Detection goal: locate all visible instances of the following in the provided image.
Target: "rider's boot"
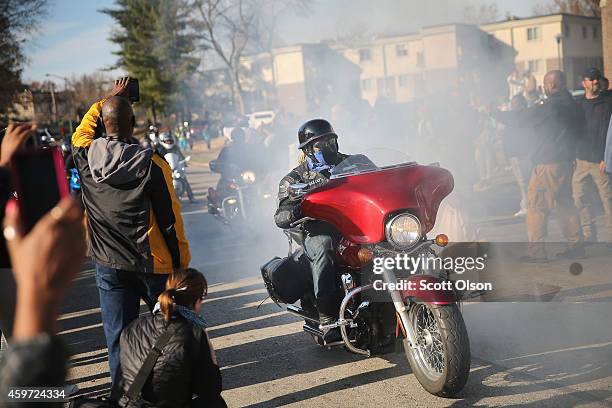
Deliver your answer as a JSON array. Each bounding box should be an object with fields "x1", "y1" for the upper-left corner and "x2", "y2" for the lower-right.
[
  {"x1": 317, "y1": 295, "x2": 342, "y2": 344},
  {"x1": 186, "y1": 181, "x2": 196, "y2": 203},
  {"x1": 319, "y1": 313, "x2": 342, "y2": 344},
  {"x1": 300, "y1": 293, "x2": 318, "y2": 320}
]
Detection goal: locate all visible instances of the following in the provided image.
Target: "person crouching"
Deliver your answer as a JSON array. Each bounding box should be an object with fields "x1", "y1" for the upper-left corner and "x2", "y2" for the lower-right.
[{"x1": 114, "y1": 268, "x2": 226, "y2": 408}]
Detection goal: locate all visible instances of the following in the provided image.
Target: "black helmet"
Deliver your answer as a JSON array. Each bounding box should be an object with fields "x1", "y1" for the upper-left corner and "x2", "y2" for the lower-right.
[{"x1": 298, "y1": 119, "x2": 337, "y2": 149}]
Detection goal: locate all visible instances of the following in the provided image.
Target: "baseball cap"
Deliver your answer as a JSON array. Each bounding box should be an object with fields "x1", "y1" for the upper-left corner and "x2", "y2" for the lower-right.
[{"x1": 583, "y1": 67, "x2": 603, "y2": 80}]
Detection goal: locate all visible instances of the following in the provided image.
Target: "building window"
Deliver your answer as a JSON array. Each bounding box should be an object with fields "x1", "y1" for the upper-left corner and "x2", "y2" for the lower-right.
[
  {"x1": 527, "y1": 59, "x2": 541, "y2": 73},
  {"x1": 416, "y1": 52, "x2": 424, "y2": 67},
  {"x1": 565, "y1": 23, "x2": 570, "y2": 37},
  {"x1": 359, "y1": 49, "x2": 372, "y2": 62},
  {"x1": 377, "y1": 78, "x2": 385, "y2": 93},
  {"x1": 582, "y1": 25, "x2": 588, "y2": 39},
  {"x1": 361, "y1": 78, "x2": 373, "y2": 91},
  {"x1": 527, "y1": 26, "x2": 540, "y2": 41},
  {"x1": 593, "y1": 26, "x2": 598, "y2": 39},
  {"x1": 395, "y1": 44, "x2": 408, "y2": 57},
  {"x1": 398, "y1": 75, "x2": 409, "y2": 88}
]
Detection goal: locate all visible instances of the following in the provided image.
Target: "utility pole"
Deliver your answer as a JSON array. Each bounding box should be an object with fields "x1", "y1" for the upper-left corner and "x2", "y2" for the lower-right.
[
  {"x1": 46, "y1": 73, "x2": 74, "y2": 135},
  {"x1": 49, "y1": 82, "x2": 57, "y2": 126}
]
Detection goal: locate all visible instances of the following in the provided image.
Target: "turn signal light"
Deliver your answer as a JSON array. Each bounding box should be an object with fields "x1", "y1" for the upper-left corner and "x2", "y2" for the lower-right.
[
  {"x1": 435, "y1": 234, "x2": 449, "y2": 247},
  {"x1": 357, "y1": 248, "x2": 374, "y2": 263}
]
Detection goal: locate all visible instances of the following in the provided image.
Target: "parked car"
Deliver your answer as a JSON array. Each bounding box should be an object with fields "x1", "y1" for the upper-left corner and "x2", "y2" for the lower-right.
[{"x1": 246, "y1": 110, "x2": 275, "y2": 128}]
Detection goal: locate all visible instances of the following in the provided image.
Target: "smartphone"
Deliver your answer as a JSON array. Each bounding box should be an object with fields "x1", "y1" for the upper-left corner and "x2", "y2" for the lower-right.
[
  {"x1": 10, "y1": 148, "x2": 69, "y2": 233},
  {"x1": 128, "y1": 78, "x2": 140, "y2": 103}
]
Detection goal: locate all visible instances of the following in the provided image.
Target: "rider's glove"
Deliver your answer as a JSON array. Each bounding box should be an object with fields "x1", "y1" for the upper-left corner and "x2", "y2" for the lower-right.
[{"x1": 307, "y1": 171, "x2": 330, "y2": 190}]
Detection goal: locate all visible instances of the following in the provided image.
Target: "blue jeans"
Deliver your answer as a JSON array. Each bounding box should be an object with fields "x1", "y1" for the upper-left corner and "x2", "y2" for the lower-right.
[
  {"x1": 302, "y1": 222, "x2": 341, "y2": 318},
  {"x1": 95, "y1": 265, "x2": 168, "y2": 384}
]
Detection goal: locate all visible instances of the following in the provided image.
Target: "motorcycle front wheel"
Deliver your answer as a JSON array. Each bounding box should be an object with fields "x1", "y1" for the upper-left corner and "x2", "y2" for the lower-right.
[
  {"x1": 173, "y1": 179, "x2": 184, "y2": 200},
  {"x1": 403, "y1": 303, "x2": 470, "y2": 397}
]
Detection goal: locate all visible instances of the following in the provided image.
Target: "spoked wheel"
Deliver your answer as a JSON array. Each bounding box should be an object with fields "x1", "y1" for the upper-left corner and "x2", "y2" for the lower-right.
[{"x1": 403, "y1": 303, "x2": 470, "y2": 397}]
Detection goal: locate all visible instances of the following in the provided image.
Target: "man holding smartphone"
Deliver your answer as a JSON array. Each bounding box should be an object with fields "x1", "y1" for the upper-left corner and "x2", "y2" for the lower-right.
[{"x1": 71, "y1": 77, "x2": 190, "y2": 385}]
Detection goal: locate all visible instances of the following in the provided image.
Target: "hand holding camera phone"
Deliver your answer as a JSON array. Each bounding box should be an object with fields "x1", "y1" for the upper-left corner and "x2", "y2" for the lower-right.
[
  {"x1": 10, "y1": 148, "x2": 69, "y2": 233},
  {"x1": 107, "y1": 76, "x2": 139, "y2": 102}
]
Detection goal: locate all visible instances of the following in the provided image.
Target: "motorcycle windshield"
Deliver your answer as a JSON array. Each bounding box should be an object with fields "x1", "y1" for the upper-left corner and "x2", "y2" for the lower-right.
[
  {"x1": 302, "y1": 155, "x2": 454, "y2": 244},
  {"x1": 164, "y1": 152, "x2": 180, "y2": 170}
]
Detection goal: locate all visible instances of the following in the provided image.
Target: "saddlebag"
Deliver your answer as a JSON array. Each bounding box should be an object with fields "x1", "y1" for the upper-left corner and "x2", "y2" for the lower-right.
[{"x1": 261, "y1": 255, "x2": 311, "y2": 304}]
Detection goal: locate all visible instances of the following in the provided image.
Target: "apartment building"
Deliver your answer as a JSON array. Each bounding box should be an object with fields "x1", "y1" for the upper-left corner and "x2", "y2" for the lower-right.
[
  {"x1": 481, "y1": 13, "x2": 602, "y2": 90},
  {"x1": 335, "y1": 24, "x2": 515, "y2": 105},
  {"x1": 241, "y1": 43, "x2": 361, "y2": 116},
  {"x1": 235, "y1": 13, "x2": 603, "y2": 115}
]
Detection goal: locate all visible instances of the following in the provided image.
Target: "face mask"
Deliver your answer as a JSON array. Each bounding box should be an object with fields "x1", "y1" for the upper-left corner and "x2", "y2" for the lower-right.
[
  {"x1": 313, "y1": 150, "x2": 327, "y2": 165},
  {"x1": 313, "y1": 139, "x2": 339, "y2": 165}
]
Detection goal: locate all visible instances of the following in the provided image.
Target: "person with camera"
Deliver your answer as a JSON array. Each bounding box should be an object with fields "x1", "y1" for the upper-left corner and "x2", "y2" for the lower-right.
[
  {"x1": 71, "y1": 77, "x2": 191, "y2": 385},
  {"x1": 0, "y1": 124, "x2": 87, "y2": 402}
]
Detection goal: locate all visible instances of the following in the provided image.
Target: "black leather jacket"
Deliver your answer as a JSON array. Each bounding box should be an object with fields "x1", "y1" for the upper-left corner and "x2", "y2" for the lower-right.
[
  {"x1": 117, "y1": 313, "x2": 226, "y2": 408},
  {"x1": 274, "y1": 154, "x2": 349, "y2": 229}
]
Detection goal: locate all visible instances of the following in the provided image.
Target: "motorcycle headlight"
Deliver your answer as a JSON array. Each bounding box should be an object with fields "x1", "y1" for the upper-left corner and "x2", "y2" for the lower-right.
[
  {"x1": 385, "y1": 213, "x2": 422, "y2": 249},
  {"x1": 173, "y1": 170, "x2": 181, "y2": 179},
  {"x1": 242, "y1": 171, "x2": 256, "y2": 183}
]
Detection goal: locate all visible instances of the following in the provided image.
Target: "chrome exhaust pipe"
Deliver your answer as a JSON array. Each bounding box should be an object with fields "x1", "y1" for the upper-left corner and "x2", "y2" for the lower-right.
[{"x1": 303, "y1": 323, "x2": 323, "y2": 338}]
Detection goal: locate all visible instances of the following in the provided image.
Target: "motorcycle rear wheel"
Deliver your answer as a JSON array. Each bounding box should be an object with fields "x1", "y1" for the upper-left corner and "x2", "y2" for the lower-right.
[{"x1": 403, "y1": 303, "x2": 470, "y2": 397}]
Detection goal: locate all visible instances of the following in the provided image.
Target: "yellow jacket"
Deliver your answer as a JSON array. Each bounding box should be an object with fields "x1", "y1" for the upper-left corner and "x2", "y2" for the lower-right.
[{"x1": 72, "y1": 100, "x2": 190, "y2": 274}]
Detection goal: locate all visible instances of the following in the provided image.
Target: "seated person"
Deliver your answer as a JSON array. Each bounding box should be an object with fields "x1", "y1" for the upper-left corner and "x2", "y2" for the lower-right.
[{"x1": 115, "y1": 268, "x2": 226, "y2": 408}]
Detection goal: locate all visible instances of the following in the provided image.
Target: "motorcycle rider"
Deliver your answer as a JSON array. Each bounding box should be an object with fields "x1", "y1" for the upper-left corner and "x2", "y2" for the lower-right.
[
  {"x1": 213, "y1": 127, "x2": 257, "y2": 196},
  {"x1": 157, "y1": 132, "x2": 195, "y2": 202},
  {"x1": 274, "y1": 119, "x2": 352, "y2": 344}
]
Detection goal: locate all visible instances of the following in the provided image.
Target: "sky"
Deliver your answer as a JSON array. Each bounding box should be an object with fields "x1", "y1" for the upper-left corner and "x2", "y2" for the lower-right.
[{"x1": 23, "y1": 0, "x2": 541, "y2": 83}]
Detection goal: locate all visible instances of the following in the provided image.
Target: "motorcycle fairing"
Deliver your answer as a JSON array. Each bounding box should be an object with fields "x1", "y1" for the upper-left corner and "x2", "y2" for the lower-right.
[
  {"x1": 301, "y1": 164, "x2": 453, "y2": 244},
  {"x1": 399, "y1": 275, "x2": 457, "y2": 305}
]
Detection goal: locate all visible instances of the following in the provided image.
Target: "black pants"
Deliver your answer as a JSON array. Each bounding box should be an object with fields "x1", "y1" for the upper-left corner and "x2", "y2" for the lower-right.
[{"x1": 302, "y1": 222, "x2": 341, "y2": 318}]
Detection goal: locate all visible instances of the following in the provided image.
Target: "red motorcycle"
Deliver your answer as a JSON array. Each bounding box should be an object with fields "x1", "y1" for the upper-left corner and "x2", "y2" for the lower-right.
[{"x1": 261, "y1": 155, "x2": 470, "y2": 397}]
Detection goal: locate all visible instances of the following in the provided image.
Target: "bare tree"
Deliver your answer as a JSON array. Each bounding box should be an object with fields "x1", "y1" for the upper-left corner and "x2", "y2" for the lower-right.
[
  {"x1": 533, "y1": 0, "x2": 601, "y2": 17},
  {"x1": 193, "y1": 0, "x2": 256, "y2": 114},
  {"x1": 463, "y1": 2, "x2": 500, "y2": 24},
  {"x1": 334, "y1": 22, "x2": 375, "y2": 48},
  {"x1": 0, "y1": 0, "x2": 48, "y2": 122},
  {"x1": 192, "y1": 0, "x2": 309, "y2": 114},
  {"x1": 250, "y1": 0, "x2": 310, "y2": 53},
  {"x1": 68, "y1": 72, "x2": 113, "y2": 116}
]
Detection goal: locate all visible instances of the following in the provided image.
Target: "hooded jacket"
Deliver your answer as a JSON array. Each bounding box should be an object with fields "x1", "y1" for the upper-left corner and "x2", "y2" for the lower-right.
[{"x1": 72, "y1": 99, "x2": 190, "y2": 273}]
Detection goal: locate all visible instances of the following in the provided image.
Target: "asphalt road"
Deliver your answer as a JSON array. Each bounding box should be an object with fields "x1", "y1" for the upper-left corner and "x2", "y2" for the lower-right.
[{"x1": 60, "y1": 144, "x2": 612, "y2": 407}]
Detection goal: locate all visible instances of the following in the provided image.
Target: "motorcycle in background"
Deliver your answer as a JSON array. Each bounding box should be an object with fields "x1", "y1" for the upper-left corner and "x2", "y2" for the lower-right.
[
  {"x1": 207, "y1": 160, "x2": 274, "y2": 225},
  {"x1": 69, "y1": 168, "x2": 81, "y2": 194},
  {"x1": 164, "y1": 152, "x2": 192, "y2": 201},
  {"x1": 261, "y1": 154, "x2": 471, "y2": 397}
]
